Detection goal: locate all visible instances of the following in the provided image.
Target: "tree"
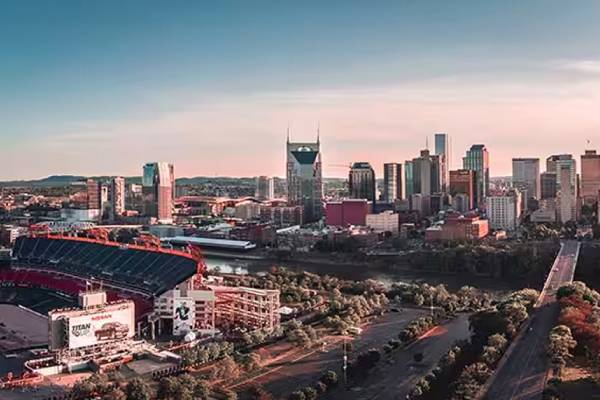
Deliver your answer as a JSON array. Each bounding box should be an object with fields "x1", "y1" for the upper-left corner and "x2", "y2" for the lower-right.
[
  {"x1": 125, "y1": 378, "x2": 153, "y2": 400},
  {"x1": 302, "y1": 387, "x2": 317, "y2": 400},
  {"x1": 548, "y1": 325, "x2": 577, "y2": 376},
  {"x1": 321, "y1": 370, "x2": 338, "y2": 386},
  {"x1": 289, "y1": 390, "x2": 306, "y2": 400}
]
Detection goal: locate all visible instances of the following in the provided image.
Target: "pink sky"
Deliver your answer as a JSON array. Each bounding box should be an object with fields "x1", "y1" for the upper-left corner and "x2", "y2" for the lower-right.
[{"x1": 4, "y1": 74, "x2": 600, "y2": 180}]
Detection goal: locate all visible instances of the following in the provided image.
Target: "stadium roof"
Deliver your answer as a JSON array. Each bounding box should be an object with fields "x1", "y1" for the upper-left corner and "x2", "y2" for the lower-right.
[{"x1": 162, "y1": 236, "x2": 257, "y2": 251}]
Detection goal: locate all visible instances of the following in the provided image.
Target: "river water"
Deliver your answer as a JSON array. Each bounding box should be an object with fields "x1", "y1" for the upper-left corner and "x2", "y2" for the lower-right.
[{"x1": 204, "y1": 255, "x2": 520, "y2": 292}]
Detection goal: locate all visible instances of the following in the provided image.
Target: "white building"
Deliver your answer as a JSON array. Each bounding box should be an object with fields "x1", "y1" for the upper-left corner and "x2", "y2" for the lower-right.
[
  {"x1": 556, "y1": 159, "x2": 577, "y2": 223},
  {"x1": 366, "y1": 211, "x2": 399, "y2": 234},
  {"x1": 487, "y1": 189, "x2": 522, "y2": 231}
]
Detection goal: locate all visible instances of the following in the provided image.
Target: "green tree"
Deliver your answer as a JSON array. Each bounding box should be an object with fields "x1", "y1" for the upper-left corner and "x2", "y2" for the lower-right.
[{"x1": 125, "y1": 378, "x2": 153, "y2": 400}]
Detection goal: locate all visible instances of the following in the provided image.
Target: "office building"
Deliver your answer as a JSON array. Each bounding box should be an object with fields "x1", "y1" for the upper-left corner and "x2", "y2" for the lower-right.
[
  {"x1": 434, "y1": 133, "x2": 450, "y2": 192},
  {"x1": 366, "y1": 211, "x2": 399, "y2": 234},
  {"x1": 411, "y1": 149, "x2": 441, "y2": 196},
  {"x1": 142, "y1": 162, "x2": 175, "y2": 224},
  {"x1": 487, "y1": 189, "x2": 522, "y2": 231},
  {"x1": 512, "y1": 158, "x2": 540, "y2": 211},
  {"x1": 404, "y1": 161, "x2": 414, "y2": 198},
  {"x1": 286, "y1": 136, "x2": 323, "y2": 222},
  {"x1": 463, "y1": 144, "x2": 489, "y2": 209},
  {"x1": 382, "y1": 163, "x2": 402, "y2": 203},
  {"x1": 581, "y1": 150, "x2": 600, "y2": 204},
  {"x1": 425, "y1": 213, "x2": 489, "y2": 242},
  {"x1": 110, "y1": 177, "x2": 125, "y2": 221},
  {"x1": 540, "y1": 172, "x2": 557, "y2": 199},
  {"x1": 86, "y1": 179, "x2": 101, "y2": 210},
  {"x1": 349, "y1": 162, "x2": 376, "y2": 202},
  {"x1": 556, "y1": 156, "x2": 577, "y2": 223},
  {"x1": 449, "y1": 169, "x2": 476, "y2": 211},
  {"x1": 256, "y1": 176, "x2": 275, "y2": 201}
]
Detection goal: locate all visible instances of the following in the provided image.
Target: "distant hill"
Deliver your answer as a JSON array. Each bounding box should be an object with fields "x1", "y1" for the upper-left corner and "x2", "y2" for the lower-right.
[{"x1": 0, "y1": 175, "x2": 346, "y2": 188}]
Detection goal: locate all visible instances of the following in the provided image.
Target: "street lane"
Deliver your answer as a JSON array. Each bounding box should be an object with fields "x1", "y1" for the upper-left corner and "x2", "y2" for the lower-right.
[{"x1": 483, "y1": 241, "x2": 580, "y2": 400}]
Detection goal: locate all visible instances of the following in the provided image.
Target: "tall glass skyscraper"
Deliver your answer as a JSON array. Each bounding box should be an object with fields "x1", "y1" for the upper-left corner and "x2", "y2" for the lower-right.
[
  {"x1": 142, "y1": 162, "x2": 175, "y2": 223},
  {"x1": 382, "y1": 163, "x2": 402, "y2": 203},
  {"x1": 349, "y1": 162, "x2": 376, "y2": 202},
  {"x1": 462, "y1": 144, "x2": 489, "y2": 209},
  {"x1": 434, "y1": 133, "x2": 450, "y2": 193}
]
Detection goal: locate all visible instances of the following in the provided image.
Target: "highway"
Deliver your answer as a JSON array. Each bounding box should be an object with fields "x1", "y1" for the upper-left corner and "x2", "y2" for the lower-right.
[{"x1": 483, "y1": 240, "x2": 580, "y2": 400}]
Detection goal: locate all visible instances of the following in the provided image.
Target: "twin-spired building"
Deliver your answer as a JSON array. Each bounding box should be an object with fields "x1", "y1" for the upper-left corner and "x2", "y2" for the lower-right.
[{"x1": 286, "y1": 137, "x2": 323, "y2": 222}]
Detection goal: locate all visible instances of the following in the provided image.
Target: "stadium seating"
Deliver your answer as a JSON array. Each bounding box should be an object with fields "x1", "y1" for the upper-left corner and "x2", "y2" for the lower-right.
[{"x1": 11, "y1": 236, "x2": 198, "y2": 296}]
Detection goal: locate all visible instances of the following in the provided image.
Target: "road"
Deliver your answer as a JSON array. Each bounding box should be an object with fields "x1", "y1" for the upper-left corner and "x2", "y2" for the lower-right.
[
  {"x1": 483, "y1": 240, "x2": 580, "y2": 400},
  {"x1": 231, "y1": 308, "x2": 428, "y2": 396},
  {"x1": 327, "y1": 314, "x2": 471, "y2": 400}
]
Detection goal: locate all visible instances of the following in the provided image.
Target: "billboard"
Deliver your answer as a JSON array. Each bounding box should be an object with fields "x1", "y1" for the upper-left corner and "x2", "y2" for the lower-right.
[
  {"x1": 173, "y1": 297, "x2": 195, "y2": 336},
  {"x1": 66, "y1": 303, "x2": 135, "y2": 349}
]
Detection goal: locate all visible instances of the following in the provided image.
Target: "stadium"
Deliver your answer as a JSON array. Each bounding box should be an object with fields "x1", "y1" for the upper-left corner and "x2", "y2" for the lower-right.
[
  {"x1": 0, "y1": 225, "x2": 280, "y2": 387},
  {"x1": 1, "y1": 225, "x2": 280, "y2": 340}
]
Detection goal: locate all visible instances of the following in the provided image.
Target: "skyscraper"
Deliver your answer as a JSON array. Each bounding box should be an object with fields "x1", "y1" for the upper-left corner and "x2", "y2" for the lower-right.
[
  {"x1": 142, "y1": 162, "x2": 175, "y2": 223},
  {"x1": 286, "y1": 136, "x2": 323, "y2": 222},
  {"x1": 404, "y1": 160, "x2": 414, "y2": 198},
  {"x1": 110, "y1": 177, "x2": 126, "y2": 221},
  {"x1": 349, "y1": 162, "x2": 376, "y2": 202},
  {"x1": 540, "y1": 172, "x2": 557, "y2": 199},
  {"x1": 256, "y1": 176, "x2": 275, "y2": 201},
  {"x1": 580, "y1": 150, "x2": 600, "y2": 204},
  {"x1": 449, "y1": 169, "x2": 476, "y2": 211},
  {"x1": 463, "y1": 144, "x2": 489, "y2": 209},
  {"x1": 382, "y1": 163, "x2": 402, "y2": 203},
  {"x1": 411, "y1": 149, "x2": 441, "y2": 196},
  {"x1": 555, "y1": 155, "x2": 577, "y2": 223},
  {"x1": 434, "y1": 133, "x2": 450, "y2": 193},
  {"x1": 512, "y1": 158, "x2": 540, "y2": 205}
]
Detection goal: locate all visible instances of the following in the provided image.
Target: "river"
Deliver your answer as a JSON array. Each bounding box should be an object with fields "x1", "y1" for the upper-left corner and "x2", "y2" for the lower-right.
[{"x1": 204, "y1": 255, "x2": 521, "y2": 292}]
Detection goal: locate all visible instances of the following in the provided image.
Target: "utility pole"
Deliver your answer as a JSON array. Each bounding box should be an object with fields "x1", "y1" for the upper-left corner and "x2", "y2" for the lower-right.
[
  {"x1": 343, "y1": 339, "x2": 348, "y2": 385},
  {"x1": 430, "y1": 294, "x2": 434, "y2": 317}
]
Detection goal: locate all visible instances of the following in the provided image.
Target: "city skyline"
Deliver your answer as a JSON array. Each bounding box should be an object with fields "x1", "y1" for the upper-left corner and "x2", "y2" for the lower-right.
[{"x1": 4, "y1": 1, "x2": 600, "y2": 180}]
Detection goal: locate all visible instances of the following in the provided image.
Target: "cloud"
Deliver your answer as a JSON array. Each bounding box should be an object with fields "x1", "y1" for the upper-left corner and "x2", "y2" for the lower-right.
[{"x1": 553, "y1": 59, "x2": 600, "y2": 74}]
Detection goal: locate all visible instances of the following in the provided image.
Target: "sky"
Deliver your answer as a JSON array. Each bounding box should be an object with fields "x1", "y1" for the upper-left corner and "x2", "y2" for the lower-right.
[{"x1": 3, "y1": 0, "x2": 600, "y2": 180}]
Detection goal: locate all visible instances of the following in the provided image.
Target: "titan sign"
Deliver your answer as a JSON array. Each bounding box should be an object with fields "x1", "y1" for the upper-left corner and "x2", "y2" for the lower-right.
[
  {"x1": 66, "y1": 305, "x2": 135, "y2": 349},
  {"x1": 173, "y1": 297, "x2": 195, "y2": 336}
]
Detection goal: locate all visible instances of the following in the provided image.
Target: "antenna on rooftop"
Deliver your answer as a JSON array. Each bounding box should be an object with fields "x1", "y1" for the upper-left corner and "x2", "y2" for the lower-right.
[
  {"x1": 287, "y1": 124, "x2": 291, "y2": 143},
  {"x1": 317, "y1": 122, "x2": 320, "y2": 144},
  {"x1": 426, "y1": 136, "x2": 429, "y2": 150}
]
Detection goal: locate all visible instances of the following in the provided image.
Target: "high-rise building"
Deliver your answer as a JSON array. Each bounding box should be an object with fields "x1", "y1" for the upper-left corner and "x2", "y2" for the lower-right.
[
  {"x1": 449, "y1": 169, "x2": 476, "y2": 210},
  {"x1": 580, "y1": 150, "x2": 600, "y2": 204},
  {"x1": 86, "y1": 179, "x2": 101, "y2": 210},
  {"x1": 434, "y1": 133, "x2": 450, "y2": 193},
  {"x1": 349, "y1": 162, "x2": 376, "y2": 202},
  {"x1": 142, "y1": 162, "x2": 175, "y2": 223},
  {"x1": 540, "y1": 172, "x2": 557, "y2": 199},
  {"x1": 286, "y1": 136, "x2": 323, "y2": 222},
  {"x1": 382, "y1": 163, "x2": 402, "y2": 203},
  {"x1": 110, "y1": 177, "x2": 126, "y2": 221},
  {"x1": 512, "y1": 158, "x2": 540, "y2": 210},
  {"x1": 411, "y1": 149, "x2": 441, "y2": 196},
  {"x1": 555, "y1": 155, "x2": 577, "y2": 223},
  {"x1": 404, "y1": 160, "x2": 414, "y2": 198},
  {"x1": 256, "y1": 176, "x2": 275, "y2": 201},
  {"x1": 487, "y1": 189, "x2": 522, "y2": 231},
  {"x1": 463, "y1": 144, "x2": 489, "y2": 209}
]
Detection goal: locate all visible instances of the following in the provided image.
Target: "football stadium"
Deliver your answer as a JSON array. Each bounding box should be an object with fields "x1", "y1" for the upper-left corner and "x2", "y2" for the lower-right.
[{"x1": 0, "y1": 226, "x2": 279, "y2": 378}]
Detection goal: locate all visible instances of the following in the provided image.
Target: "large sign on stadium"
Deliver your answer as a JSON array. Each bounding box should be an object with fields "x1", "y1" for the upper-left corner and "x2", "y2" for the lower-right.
[
  {"x1": 173, "y1": 297, "x2": 195, "y2": 336},
  {"x1": 50, "y1": 302, "x2": 135, "y2": 350}
]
